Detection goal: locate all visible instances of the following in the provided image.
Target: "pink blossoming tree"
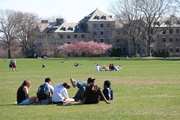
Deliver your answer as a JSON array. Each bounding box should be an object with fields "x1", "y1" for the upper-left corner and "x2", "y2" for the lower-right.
[{"x1": 58, "y1": 41, "x2": 112, "y2": 57}]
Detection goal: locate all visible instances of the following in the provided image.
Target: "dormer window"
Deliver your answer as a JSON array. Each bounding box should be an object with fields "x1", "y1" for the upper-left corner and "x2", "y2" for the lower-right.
[
  {"x1": 61, "y1": 27, "x2": 66, "y2": 31},
  {"x1": 153, "y1": 22, "x2": 160, "y2": 25},
  {"x1": 101, "y1": 16, "x2": 106, "y2": 19},
  {"x1": 94, "y1": 15, "x2": 99, "y2": 19},
  {"x1": 68, "y1": 27, "x2": 73, "y2": 31},
  {"x1": 165, "y1": 20, "x2": 170, "y2": 25}
]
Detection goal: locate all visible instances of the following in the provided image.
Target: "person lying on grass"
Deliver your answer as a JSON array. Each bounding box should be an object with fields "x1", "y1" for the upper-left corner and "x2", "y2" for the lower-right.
[{"x1": 17, "y1": 80, "x2": 37, "y2": 105}]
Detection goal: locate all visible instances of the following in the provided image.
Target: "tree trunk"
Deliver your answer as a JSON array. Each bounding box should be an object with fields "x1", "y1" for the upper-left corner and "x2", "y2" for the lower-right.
[{"x1": 8, "y1": 48, "x2": 11, "y2": 58}]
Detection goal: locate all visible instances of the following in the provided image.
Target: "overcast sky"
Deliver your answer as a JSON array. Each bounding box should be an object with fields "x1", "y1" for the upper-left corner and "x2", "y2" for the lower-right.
[{"x1": 0, "y1": 0, "x2": 115, "y2": 22}]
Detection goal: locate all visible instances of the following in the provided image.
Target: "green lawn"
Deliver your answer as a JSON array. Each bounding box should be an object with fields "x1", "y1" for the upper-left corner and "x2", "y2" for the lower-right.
[{"x1": 0, "y1": 57, "x2": 180, "y2": 120}]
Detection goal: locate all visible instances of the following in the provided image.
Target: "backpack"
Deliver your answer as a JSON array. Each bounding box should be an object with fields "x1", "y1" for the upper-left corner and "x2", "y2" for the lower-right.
[{"x1": 37, "y1": 83, "x2": 50, "y2": 100}]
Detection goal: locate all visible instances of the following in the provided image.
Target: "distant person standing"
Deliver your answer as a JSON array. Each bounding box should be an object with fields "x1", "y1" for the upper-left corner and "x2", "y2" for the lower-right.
[
  {"x1": 13, "y1": 59, "x2": 17, "y2": 71},
  {"x1": 9, "y1": 60, "x2": 13, "y2": 71}
]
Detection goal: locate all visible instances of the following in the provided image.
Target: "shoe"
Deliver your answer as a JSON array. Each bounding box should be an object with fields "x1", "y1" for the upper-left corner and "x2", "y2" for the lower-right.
[{"x1": 70, "y1": 78, "x2": 77, "y2": 88}]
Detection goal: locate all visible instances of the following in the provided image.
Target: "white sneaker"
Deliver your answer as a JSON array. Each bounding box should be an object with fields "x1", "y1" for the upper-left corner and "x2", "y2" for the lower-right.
[{"x1": 70, "y1": 78, "x2": 77, "y2": 88}]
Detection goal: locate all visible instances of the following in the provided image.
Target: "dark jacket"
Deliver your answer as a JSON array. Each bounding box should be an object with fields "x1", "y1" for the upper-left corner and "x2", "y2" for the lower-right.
[{"x1": 83, "y1": 84, "x2": 104, "y2": 104}]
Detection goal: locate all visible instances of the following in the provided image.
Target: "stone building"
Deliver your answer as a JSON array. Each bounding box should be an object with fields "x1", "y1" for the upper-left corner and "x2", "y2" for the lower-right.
[{"x1": 33, "y1": 9, "x2": 180, "y2": 57}]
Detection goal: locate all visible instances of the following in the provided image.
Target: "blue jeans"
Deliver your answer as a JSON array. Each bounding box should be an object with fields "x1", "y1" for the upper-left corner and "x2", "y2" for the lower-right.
[{"x1": 74, "y1": 82, "x2": 87, "y2": 101}]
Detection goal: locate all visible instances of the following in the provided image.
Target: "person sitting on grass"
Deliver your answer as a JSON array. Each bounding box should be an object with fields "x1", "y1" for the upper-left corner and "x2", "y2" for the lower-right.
[
  {"x1": 17, "y1": 80, "x2": 37, "y2": 105},
  {"x1": 100, "y1": 80, "x2": 113, "y2": 101},
  {"x1": 70, "y1": 77, "x2": 111, "y2": 104},
  {"x1": 81, "y1": 77, "x2": 111, "y2": 104},
  {"x1": 70, "y1": 78, "x2": 87, "y2": 101},
  {"x1": 52, "y1": 82, "x2": 74, "y2": 104},
  {"x1": 42, "y1": 63, "x2": 46, "y2": 68},
  {"x1": 37, "y1": 78, "x2": 54, "y2": 104}
]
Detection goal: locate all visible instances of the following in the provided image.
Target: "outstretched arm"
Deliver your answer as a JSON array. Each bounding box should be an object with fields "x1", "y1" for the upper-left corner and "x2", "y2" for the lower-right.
[{"x1": 100, "y1": 91, "x2": 111, "y2": 104}]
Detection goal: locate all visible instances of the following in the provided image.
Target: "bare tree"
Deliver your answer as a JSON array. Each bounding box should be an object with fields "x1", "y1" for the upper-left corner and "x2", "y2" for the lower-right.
[
  {"x1": 110, "y1": 0, "x2": 175, "y2": 56},
  {"x1": 136, "y1": 0, "x2": 174, "y2": 56},
  {"x1": 110, "y1": 0, "x2": 146, "y2": 56},
  {"x1": 0, "y1": 10, "x2": 20, "y2": 58},
  {"x1": 16, "y1": 12, "x2": 39, "y2": 57}
]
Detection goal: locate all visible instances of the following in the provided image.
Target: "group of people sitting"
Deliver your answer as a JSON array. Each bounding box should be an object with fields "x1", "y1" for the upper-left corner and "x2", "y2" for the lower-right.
[
  {"x1": 74, "y1": 63, "x2": 83, "y2": 67},
  {"x1": 95, "y1": 64, "x2": 121, "y2": 71},
  {"x1": 17, "y1": 77, "x2": 113, "y2": 105}
]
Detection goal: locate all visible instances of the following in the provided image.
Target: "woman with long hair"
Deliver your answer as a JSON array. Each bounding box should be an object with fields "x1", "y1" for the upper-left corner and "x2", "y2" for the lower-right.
[{"x1": 17, "y1": 80, "x2": 37, "y2": 105}]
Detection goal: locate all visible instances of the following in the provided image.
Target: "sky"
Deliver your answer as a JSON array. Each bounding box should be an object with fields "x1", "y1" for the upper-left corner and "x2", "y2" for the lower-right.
[{"x1": 0, "y1": 0, "x2": 115, "y2": 22}]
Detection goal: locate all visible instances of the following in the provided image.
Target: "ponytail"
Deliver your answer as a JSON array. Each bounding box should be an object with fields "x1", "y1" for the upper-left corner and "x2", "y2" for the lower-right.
[{"x1": 63, "y1": 82, "x2": 70, "y2": 89}]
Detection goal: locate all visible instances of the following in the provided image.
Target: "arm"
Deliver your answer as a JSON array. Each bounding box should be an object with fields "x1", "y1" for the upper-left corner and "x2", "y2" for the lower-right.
[
  {"x1": 111, "y1": 89, "x2": 113, "y2": 100},
  {"x1": 100, "y1": 90, "x2": 111, "y2": 104},
  {"x1": 63, "y1": 89, "x2": 69, "y2": 99},
  {"x1": 23, "y1": 86, "x2": 30, "y2": 98}
]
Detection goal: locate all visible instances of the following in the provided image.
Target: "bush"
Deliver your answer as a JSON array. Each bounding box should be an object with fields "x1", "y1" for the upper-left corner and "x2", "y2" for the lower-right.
[
  {"x1": 55, "y1": 54, "x2": 65, "y2": 58},
  {"x1": 110, "y1": 47, "x2": 122, "y2": 57},
  {"x1": 153, "y1": 49, "x2": 171, "y2": 57}
]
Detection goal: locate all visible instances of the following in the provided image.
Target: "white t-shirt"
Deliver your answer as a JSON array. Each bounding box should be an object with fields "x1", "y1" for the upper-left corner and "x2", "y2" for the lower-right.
[
  {"x1": 95, "y1": 64, "x2": 100, "y2": 71},
  {"x1": 47, "y1": 83, "x2": 54, "y2": 94},
  {"x1": 52, "y1": 83, "x2": 69, "y2": 102}
]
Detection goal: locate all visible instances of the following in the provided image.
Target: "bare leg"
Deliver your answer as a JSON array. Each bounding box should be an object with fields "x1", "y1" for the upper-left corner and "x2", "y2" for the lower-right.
[{"x1": 29, "y1": 97, "x2": 37, "y2": 104}]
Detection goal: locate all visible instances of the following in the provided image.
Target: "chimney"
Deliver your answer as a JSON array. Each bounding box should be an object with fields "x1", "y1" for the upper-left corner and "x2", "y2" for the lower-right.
[
  {"x1": 56, "y1": 18, "x2": 64, "y2": 25},
  {"x1": 41, "y1": 20, "x2": 48, "y2": 23}
]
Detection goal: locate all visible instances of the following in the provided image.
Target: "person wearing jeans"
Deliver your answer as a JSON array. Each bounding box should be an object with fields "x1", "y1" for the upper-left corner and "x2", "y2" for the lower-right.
[{"x1": 70, "y1": 78, "x2": 87, "y2": 101}]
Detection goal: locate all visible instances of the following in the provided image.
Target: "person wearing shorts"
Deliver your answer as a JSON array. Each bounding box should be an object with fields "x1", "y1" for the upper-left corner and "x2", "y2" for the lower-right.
[{"x1": 17, "y1": 80, "x2": 37, "y2": 105}]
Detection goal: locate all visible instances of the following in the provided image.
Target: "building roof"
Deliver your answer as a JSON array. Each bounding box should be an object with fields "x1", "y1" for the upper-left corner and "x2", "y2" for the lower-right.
[
  {"x1": 54, "y1": 22, "x2": 86, "y2": 33},
  {"x1": 80, "y1": 8, "x2": 114, "y2": 22}
]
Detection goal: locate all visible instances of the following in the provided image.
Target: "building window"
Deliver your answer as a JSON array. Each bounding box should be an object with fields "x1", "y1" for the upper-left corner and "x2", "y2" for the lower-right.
[
  {"x1": 176, "y1": 38, "x2": 180, "y2": 42},
  {"x1": 94, "y1": 24, "x2": 97, "y2": 27},
  {"x1": 107, "y1": 23, "x2": 110, "y2": 27},
  {"x1": 94, "y1": 39, "x2": 97, "y2": 42},
  {"x1": 60, "y1": 35, "x2": 63, "y2": 38},
  {"x1": 169, "y1": 29, "x2": 173, "y2": 34},
  {"x1": 100, "y1": 23, "x2": 104, "y2": 27},
  {"x1": 67, "y1": 35, "x2": 70, "y2": 39},
  {"x1": 67, "y1": 42, "x2": 71, "y2": 44},
  {"x1": 117, "y1": 39, "x2": 120, "y2": 42},
  {"x1": 169, "y1": 38, "x2": 173, "y2": 42},
  {"x1": 163, "y1": 30, "x2": 166, "y2": 34},
  {"x1": 74, "y1": 34, "x2": 77, "y2": 38},
  {"x1": 82, "y1": 34, "x2": 85, "y2": 38},
  {"x1": 169, "y1": 48, "x2": 173, "y2": 53},
  {"x1": 100, "y1": 31, "x2": 104, "y2": 35},
  {"x1": 176, "y1": 29, "x2": 179, "y2": 34},
  {"x1": 101, "y1": 39, "x2": 104, "y2": 42},
  {"x1": 176, "y1": 48, "x2": 179, "y2": 53},
  {"x1": 94, "y1": 31, "x2": 97, "y2": 35},
  {"x1": 162, "y1": 38, "x2": 166, "y2": 42}
]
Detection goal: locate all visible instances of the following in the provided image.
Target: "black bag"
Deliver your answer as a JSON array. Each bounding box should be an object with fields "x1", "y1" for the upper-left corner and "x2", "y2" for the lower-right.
[{"x1": 37, "y1": 83, "x2": 50, "y2": 100}]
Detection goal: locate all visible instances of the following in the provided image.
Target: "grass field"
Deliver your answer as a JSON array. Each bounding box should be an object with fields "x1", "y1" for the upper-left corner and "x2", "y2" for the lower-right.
[{"x1": 0, "y1": 57, "x2": 180, "y2": 120}]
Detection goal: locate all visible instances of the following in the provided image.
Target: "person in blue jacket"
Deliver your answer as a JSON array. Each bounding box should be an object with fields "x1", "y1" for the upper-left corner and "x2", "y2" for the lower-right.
[{"x1": 101, "y1": 80, "x2": 113, "y2": 100}]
